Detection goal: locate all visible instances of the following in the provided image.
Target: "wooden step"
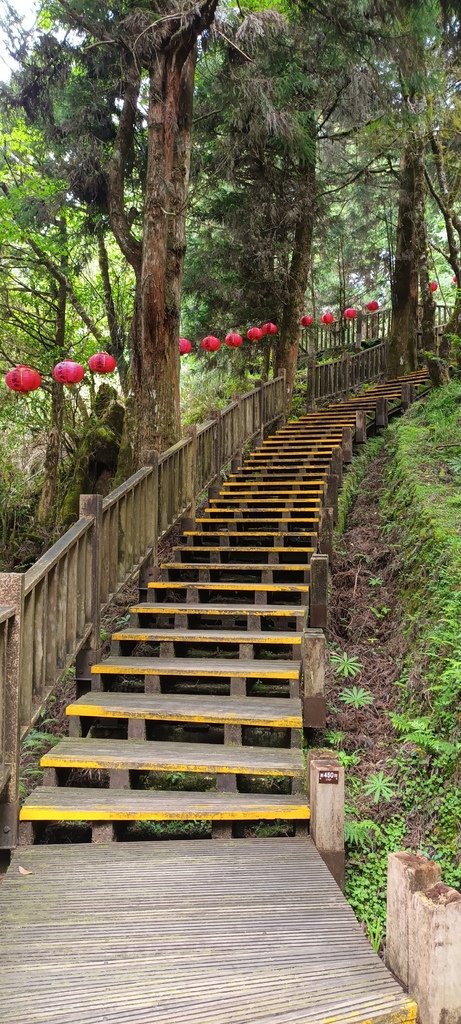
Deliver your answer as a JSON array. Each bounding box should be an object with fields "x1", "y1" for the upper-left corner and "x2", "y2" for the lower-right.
[
  {"x1": 66, "y1": 692, "x2": 302, "y2": 728},
  {"x1": 41, "y1": 738, "x2": 304, "y2": 776},
  {"x1": 161, "y1": 561, "x2": 311, "y2": 573},
  {"x1": 147, "y1": 581, "x2": 309, "y2": 594},
  {"x1": 112, "y1": 627, "x2": 303, "y2": 646},
  {"x1": 130, "y1": 603, "x2": 307, "y2": 623},
  {"x1": 20, "y1": 787, "x2": 310, "y2": 822},
  {"x1": 183, "y1": 531, "x2": 317, "y2": 542},
  {"x1": 173, "y1": 546, "x2": 314, "y2": 557},
  {"x1": 91, "y1": 655, "x2": 300, "y2": 679}
]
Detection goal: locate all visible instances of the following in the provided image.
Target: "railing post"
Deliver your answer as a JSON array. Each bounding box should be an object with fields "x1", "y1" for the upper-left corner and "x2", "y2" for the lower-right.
[
  {"x1": 309, "y1": 553, "x2": 328, "y2": 628},
  {"x1": 186, "y1": 425, "x2": 198, "y2": 521},
  {"x1": 257, "y1": 378, "x2": 265, "y2": 444},
  {"x1": 307, "y1": 354, "x2": 317, "y2": 411},
  {"x1": 309, "y1": 754, "x2": 345, "y2": 889},
  {"x1": 0, "y1": 573, "x2": 24, "y2": 849},
  {"x1": 75, "y1": 494, "x2": 103, "y2": 692},
  {"x1": 301, "y1": 629, "x2": 325, "y2": 729},
  {"x1": 355, "y1": 410, "x2": 367, "y2": 443},
  {"x1": 145, "y1": 451, "x2": 159, "y2": 569},
  {"x1": 211, "y1": 409, "x2": 222, "y2": 485},
  {"x1": 280, "y1": 368, "x2": 287, "y2": 424},
  {"x1": 376, "y1": 397, "x2": 388, "y2": 429}
]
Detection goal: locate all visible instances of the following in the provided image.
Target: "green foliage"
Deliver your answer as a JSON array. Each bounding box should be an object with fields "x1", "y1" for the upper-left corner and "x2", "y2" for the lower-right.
[
  {"x1": 330, "y1": 650, "x2": 363, "y2": 678},
  {"x1": 363, "y1": 771, "x2": 397, "y2": 804},
  {"x1": 341, "y1": 382, "x2": 461, "y2": 942},
  {"x1": 335, "y1": 437, "x2": 385, "y2": 536},
  {"x1": 339, "y1": 685, "x2": 374, "y2": 709}
]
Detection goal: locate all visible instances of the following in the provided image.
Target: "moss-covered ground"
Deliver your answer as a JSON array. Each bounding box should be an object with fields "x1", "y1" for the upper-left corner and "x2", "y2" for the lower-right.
[{"x1": 326, "y1": 381, "x2": 461, "y2": 951}]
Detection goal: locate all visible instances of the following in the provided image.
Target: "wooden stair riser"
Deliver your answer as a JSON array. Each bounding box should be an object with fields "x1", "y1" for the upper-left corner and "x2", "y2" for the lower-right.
[{"x1": 130, "y1": 604, "x2": 308, "y2": 632}]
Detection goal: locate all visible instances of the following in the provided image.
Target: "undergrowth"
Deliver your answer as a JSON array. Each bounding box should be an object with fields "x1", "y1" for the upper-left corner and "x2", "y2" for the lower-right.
[{"x1": 328, "y1": 381, "x2": 461, "y2": 951}]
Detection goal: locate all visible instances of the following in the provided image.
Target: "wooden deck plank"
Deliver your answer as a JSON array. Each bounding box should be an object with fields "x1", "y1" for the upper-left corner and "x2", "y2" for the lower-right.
[{"x1": 0, "y1": 840, "x2": 415, "y2": 1023}]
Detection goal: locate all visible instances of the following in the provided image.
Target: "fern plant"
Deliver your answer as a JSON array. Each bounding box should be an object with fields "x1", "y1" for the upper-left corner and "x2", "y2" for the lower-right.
[
  {"x1": 339, "y1": 685, "x2": 374, "y2": 709},
  {"x1": 330, "y1": 650, "x2": 363, "y2": 678},
  {"x1": 363, "y1": 771, "x2": 396, "y2": 803}
]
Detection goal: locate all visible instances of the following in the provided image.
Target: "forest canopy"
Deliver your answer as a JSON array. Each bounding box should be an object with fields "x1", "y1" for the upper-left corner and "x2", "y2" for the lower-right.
[{"x1": 0, "y1": 0, "x2": 460, "y2": 569}]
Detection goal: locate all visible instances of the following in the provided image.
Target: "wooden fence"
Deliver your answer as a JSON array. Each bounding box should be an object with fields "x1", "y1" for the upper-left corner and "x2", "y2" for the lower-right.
[
  {"x1": 300, "y1": 304, "x2": 451, "y2": 357},
  {"x1": 0, "y1": 374, "x2": 286, "y2": 847},
  {"x1": 307, "y1": 340, "x2": 388, "y2": 406}
]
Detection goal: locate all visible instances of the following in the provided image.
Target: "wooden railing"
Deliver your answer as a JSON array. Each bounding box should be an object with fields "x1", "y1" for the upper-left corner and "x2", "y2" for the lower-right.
[
  {"x1": 300, "y1": 304, "x2": 451, "y2": 357},
  {"x1": 0, "y1": 373, "x2": 286, "y2": 846},
  {"x1": 307, "y1": 341, "x2": 388, "y2": 406}
]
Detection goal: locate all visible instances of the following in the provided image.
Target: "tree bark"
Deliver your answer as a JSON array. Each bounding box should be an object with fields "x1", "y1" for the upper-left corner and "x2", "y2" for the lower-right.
[
  {"x1": 275, "y1": 155, "x2": 316, "y2": 410},
  {"x1": 388, "y1": 143, "x2": 419, "y2": 377},
  {"x1": 414, "y1": 142, "x2": 436, "y2": 353}
]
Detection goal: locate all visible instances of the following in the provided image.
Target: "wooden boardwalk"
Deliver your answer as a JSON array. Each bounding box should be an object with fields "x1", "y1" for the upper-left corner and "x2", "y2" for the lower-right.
[
  {"x1": 0, "y1": 839, "x2": 416, "y2": 1024},
  {"x1": 1, "y1": 371, "x2": 428, "y2": 1023}
]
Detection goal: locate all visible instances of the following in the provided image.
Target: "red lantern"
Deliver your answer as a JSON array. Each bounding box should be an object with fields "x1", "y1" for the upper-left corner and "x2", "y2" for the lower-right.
[
  {"x1": 247, "y1": 327, "x2": 264, "y2": 342},
  {"x1": 262, "y1": 322, "x2": 278, "y2": 335},
  {"x1": 5, "y1": 365, "x2": 42, "y2": 393},
  {"x1": 53, "y1": 360, "x2": 85, "y2": 385},
  {"x1": 321, "y1": 312, "x2": 334, "y2": 325},
  {"x1": 300, "y1": 315, "x2": 314, "y2": 327},
  {"x1": 179, "y1": 338, "x2": 192, "y2": 355},
  {"x1": 225, "y1": 332, "x2": 243, "y2": 348},
  {"x1": 344, "y1": 307, "x2": 357, "y2": 320},
  {"x1": 453, "y1": 275, "x2": 459, "y2": 285},
  {"x1": 366, "y1": 300, "x2": 380, "y2": 312},
  {"x1": 201, "y1": 335, "x2": 221, "y2": 352},
  {"x1": 429, "y1": 281, "x2": 438, "y2": 293},
  {"x1": 88, "y1": 352, "x2": 117, "y2": 374}
]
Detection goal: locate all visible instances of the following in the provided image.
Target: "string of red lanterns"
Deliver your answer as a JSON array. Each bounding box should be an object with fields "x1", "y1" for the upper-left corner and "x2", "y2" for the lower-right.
[
  {"x1": 179, "y1": 323, "x2": 278, "y2": 356},
  {"x1": 4, "y1": 352, "x2": 117, "y2": 394}
]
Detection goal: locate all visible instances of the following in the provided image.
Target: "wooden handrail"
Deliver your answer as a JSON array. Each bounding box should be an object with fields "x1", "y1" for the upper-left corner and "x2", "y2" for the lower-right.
[{"x1": 0, "y1": 374, "x2": 287, "y2": 846}]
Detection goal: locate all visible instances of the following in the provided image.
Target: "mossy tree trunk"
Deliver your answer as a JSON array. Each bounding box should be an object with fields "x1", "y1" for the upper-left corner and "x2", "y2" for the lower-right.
[{"x1": 388, "y1": 143, "x2": 419, "y2": 378}]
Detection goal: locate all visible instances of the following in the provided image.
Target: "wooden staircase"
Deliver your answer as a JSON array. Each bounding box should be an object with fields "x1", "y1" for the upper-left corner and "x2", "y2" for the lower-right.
[{"x1": 19, "y1": 369, "x2": 429, "y2": 843}]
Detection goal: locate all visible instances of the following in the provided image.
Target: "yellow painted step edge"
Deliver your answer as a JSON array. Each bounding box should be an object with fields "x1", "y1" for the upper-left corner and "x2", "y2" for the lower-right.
[
  {"x1": 20, "y1": 802, "x2": 311, "y2": 823},
  {"x1": 91, "y1": 662, "x2": 300, "y2": 678},
  {"x1": 65, "y1": 702, "x2": 302, "y2": 728}
]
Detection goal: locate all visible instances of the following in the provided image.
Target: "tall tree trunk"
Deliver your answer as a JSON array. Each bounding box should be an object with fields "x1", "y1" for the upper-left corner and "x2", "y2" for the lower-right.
[
  {"x1": 414, "y1": 142, "x2": 436, "y2": 352},
  {"x1": 37, "y1": 279, "x2": 66, "y2": 526},
  {"x1": 131, "y1": 50, "x2": 192, "y2": 459},
  {"x1": 276, "y1": 157, "x2": 316, "y2": 410},
  {"x1": 388, "y1": 143, "x2": 419, "y2": 377}
]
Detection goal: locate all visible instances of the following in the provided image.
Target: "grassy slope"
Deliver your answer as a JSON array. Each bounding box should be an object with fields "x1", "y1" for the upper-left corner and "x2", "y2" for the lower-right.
[{"x1": 328, "y1": 381, "x2": 461, "y2": 951}]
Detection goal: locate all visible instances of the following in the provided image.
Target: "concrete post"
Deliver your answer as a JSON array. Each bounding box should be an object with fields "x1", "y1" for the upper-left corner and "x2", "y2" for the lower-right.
[
  {"x1": 342, "y1": 427, "x2": 353, "y2": 464},
  {"x1": 355, "y1": 410, "x2": 367, "y2": 444},
  {"x1": 409, "y1": 882, "x2": 461, "y2": 1024},
  {"x1": 301, "y1": 629, "x2": 325, "y2": 729},
  {"x1": 309, "y1": 755, "x2": 345, "y2": 889},
  {"x1": 376, "y1": 397, "x2": 388, "y2": 429},
  {"x1": 386, "y1": 852, "x2": 441, "y2": 989},
  {"x1": 319, "y1": 507, "x2": 334, "y2": 563},
  {"x1": 309, "y1": 554, "x2": 328, "y2": 629},
  {"x1": 401, "y1": 383, "x2": 416, "y2": 410}
]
